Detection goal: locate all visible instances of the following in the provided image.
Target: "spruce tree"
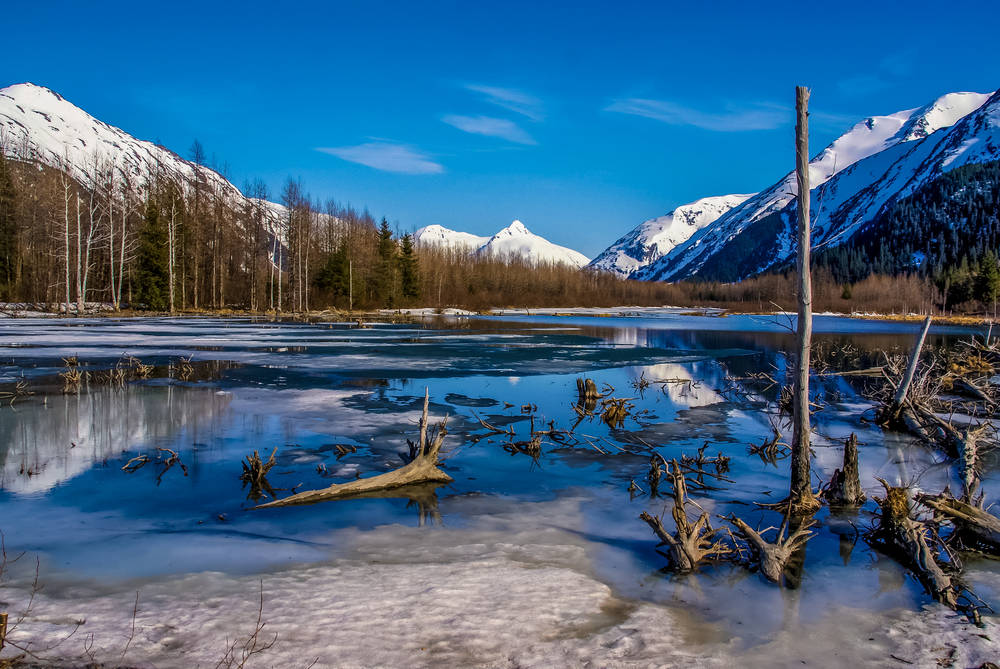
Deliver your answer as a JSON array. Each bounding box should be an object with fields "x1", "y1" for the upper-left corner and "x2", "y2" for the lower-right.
[
  {"x1": 134, "y1": 197, "x2": 169, "y2": 310},
  {"x1": 314, "y1": 241, "x2": 350, "y2": 303},
  {"x1": 977, "y1": 250, "x2": 1000, "y2": 314},
  {"x1": 374, "y1": 218, "x2": 398, "y2": 307},
  {"x1": 399, "y1": 233, "x2": 419, "y2": 300}
]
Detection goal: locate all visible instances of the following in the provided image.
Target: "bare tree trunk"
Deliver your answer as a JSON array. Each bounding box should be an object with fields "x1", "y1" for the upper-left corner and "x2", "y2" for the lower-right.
[
  {"x1": 108, "y1": 168, "x2": 117, "y2": 310},
  {"x1": 892, "y1": 315, "x2": 932, "y2": 412},
  {"x1": 790, "y1": 86, "x2": 818, "y2": 513},
  {"x1": 117, "y1": 200, "x2": 126, "y2": 309},
  {"x1": 168, "y1": 198, "x2": 176, "y2": 313},
  {"x1": 62, "y1": 178, "x2": 71, "y2": 315},
  {"x1": 75, "y1": 193, "x2": 83, "y2": 315}
]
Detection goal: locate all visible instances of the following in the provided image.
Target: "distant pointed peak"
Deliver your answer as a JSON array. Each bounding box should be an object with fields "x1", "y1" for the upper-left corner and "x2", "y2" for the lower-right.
[{"x1": 504, "y1": 219, "x2": 529, "y2": 234}]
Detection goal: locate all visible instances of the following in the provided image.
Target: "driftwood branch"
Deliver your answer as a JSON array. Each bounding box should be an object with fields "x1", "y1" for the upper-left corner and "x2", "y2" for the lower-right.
[{"x1": 257, "y1": 389, "x2": 451, "y2": 508}]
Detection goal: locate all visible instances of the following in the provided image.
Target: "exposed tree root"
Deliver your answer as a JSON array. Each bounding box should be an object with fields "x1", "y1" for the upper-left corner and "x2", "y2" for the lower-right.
[
  {"x1": 725, "y1": 513, "x2": 814, "y2": 583},
  {"x1": 241, "y1": 448, "x2": 278, "y2": 501},
  {"x1": 639, "y1": 459, "x2": 731, "y2": 571},
  {"x1": 257, "y1": 389, "x2": 451, "y2": 508}
]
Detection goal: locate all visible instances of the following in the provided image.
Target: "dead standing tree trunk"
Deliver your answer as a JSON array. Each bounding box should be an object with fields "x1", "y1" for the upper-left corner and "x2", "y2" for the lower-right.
[
  {"x1": 257, "y1": 388, "x2": 451, "y2": 508},
  {"x1": 789, "y1": 86, "x2": 820, "y2": 514}
]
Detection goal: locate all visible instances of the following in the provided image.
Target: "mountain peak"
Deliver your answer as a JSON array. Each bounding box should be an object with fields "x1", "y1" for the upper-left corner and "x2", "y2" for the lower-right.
[
  {"x1": 503, "y1": 219, "x2": 529, "y2": 235},
  {"x1": 900, "y1": 90, "x2": 993, "y2": 141}
]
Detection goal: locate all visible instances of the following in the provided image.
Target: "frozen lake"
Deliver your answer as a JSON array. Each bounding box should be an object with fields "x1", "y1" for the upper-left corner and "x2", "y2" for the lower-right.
[{"x1": 0, "y1": 313, "x2": 997, "y2": 667}]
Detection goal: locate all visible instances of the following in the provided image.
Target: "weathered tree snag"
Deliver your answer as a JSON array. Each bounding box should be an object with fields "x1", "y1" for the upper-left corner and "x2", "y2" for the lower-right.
[
  {"x1": 917, "y1": 490, "x2": 1000, "y2": 553},
  {"x1": 639, "y1": 459, "x2": 731, "y2": 571},
  {"x1": 257, "y1": 389, "x2": 451, "y2": 508},
  {"x1": 821, "y1": 433, "x2": 866, "y2": 506},
  {"x1": 869, "y1": 478, "x2": 959, "y2": 608},
  {"x1": 726, "y1": 513, "x2": 814, "y2": 583},
  {"x1": 577, "y1": 377, "x2": 600, "y2": 402},
  {"x1": 789, "y1": 85, "x2": 820, "y2": 514},
  {"x1": 878, "y1": 316, "x2": 933, "y2": 425}
]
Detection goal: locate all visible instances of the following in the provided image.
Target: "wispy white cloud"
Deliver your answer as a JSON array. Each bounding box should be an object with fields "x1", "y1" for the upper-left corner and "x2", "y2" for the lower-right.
[
  {"x1": 316, "y1": 142, "x2": 444, "y2": 175},
  {"x1": 465, "y1": 84, "x2": 543, "y2": 121},
  {"x1": 442, "y1": 114, "x2": 536, "y2": 145},
  {"x1": 606, "y1": 98, "x2": 788, "y2": 132}
]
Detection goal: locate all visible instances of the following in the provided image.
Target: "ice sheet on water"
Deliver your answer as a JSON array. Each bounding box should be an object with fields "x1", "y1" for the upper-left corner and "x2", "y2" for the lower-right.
[{"x1": 6, "y1": 504, "x2": 998, "y2": 668}]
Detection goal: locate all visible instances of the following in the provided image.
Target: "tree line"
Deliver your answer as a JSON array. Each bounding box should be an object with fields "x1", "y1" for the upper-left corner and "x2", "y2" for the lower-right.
[{"x1": 0, "y1": 134, "x2": 996, "y2": 316}]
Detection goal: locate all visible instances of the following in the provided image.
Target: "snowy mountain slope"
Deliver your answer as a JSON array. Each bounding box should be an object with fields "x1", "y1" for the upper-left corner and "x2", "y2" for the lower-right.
[
  {"x1": 475, "y1": 220, "x2": 590, "y2": 268},
  {"x1": 587, "y1": 194, "x2": 753, "y2": 276},
  {"x1": 812, "y1": 88, "x2": 1000, "y2": 252},
  {"x1": 414, "y1": 224, "x2": 490, "y2": 250},
  {"x1": 636, "y1": 90, "x2": 994, "y2": 282},
  {"x1": 0, "y1": 82, "x2": 288, "y2": 229}
]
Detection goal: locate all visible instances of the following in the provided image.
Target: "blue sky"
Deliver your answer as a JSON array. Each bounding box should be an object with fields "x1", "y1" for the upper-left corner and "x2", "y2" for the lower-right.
[{"x1": 3, "y1": 0, "x2": 998, "y2": 256}]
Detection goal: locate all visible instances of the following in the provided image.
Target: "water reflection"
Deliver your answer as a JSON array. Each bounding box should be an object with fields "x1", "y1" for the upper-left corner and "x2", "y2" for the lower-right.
[{"x1": 0, "y1": 385, "x2": 231, "y2": 494}]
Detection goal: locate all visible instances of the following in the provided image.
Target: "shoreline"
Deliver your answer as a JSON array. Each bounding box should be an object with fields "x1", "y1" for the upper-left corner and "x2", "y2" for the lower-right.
[{"x1": 2, "y1": 303, "x2": 991, "y2": 329}]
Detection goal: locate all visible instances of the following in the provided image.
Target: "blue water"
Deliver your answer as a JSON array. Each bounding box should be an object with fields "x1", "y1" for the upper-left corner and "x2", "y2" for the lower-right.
[{"x1": 0, "y1": 313, "x2": 994, "y2": 637}]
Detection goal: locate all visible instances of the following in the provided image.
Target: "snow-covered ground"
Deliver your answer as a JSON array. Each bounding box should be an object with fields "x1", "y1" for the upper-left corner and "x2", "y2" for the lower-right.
[{"x1": 5, "y1": 504, "x2": 996, "y2": 668}]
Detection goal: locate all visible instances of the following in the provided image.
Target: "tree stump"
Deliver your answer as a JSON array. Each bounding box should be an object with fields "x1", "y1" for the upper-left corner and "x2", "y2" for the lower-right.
[{"x1": 822, "y1": 433, "x2": 866, "y2": 506}]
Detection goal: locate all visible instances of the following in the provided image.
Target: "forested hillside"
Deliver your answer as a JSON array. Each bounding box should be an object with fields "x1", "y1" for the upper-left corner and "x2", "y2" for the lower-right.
[{"x1": 814, "y1": 159, "x2": 1000, "y2": 310}]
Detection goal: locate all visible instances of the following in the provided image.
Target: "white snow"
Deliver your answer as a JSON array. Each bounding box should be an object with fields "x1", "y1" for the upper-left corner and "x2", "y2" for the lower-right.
[
  {"x1": 5, "y1": 512, "x2": 998, "y2": 668},
  {"x1": 588, "y1": 194, "x2": 754, "y2": 276},
  {"x1": 413, "y1": 224, "x2": 490, "y2": 250},
  {"x1": 476, "y1": 220, "x2": 590, "y2": 268},
  {"x1": 414, "y1": 220, "x2": 589, "y2": 267},
  {"x1": 0, "y1": 82, "x2": 291, "y2": 240},
  {"x1": 812, "y1": 90, "x2": 1000, "y2": 251}
]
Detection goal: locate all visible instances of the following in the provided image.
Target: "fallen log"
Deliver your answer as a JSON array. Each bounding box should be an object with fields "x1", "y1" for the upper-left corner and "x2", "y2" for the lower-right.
[
  {"x1": 869, "y1": 478, "x2": 959, "y2": 609},
  {"x1": 916, "y1": 489, "x2": 1000, "y2": 553},
  {"x1": 257, "y1": 389, "x2": 451, "y2": 508}
]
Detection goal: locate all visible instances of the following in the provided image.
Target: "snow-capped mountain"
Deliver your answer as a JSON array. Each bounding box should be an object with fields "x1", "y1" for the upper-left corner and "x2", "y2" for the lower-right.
[
  {"x1": 0, "y1": 82, "x2": 287, "y2": 227},
  {"x1": 587, "y1": 194, "x2": 753, "y2": 276},
  {"x1": 415, "y1": 220, "x2": 589, "y2": 268},
  {"x1": 476, "y1": 220, "x2": 590, "y2": 268},
  {"x1": 413, "y1": 224, "x2": 490, "y2": 250},
  {"x1": 812, "y1": 88, "x2": 1000, "y2": 250},
  {"x1": 636, "y1": 90, "x2": 995, "y2": 282}
]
